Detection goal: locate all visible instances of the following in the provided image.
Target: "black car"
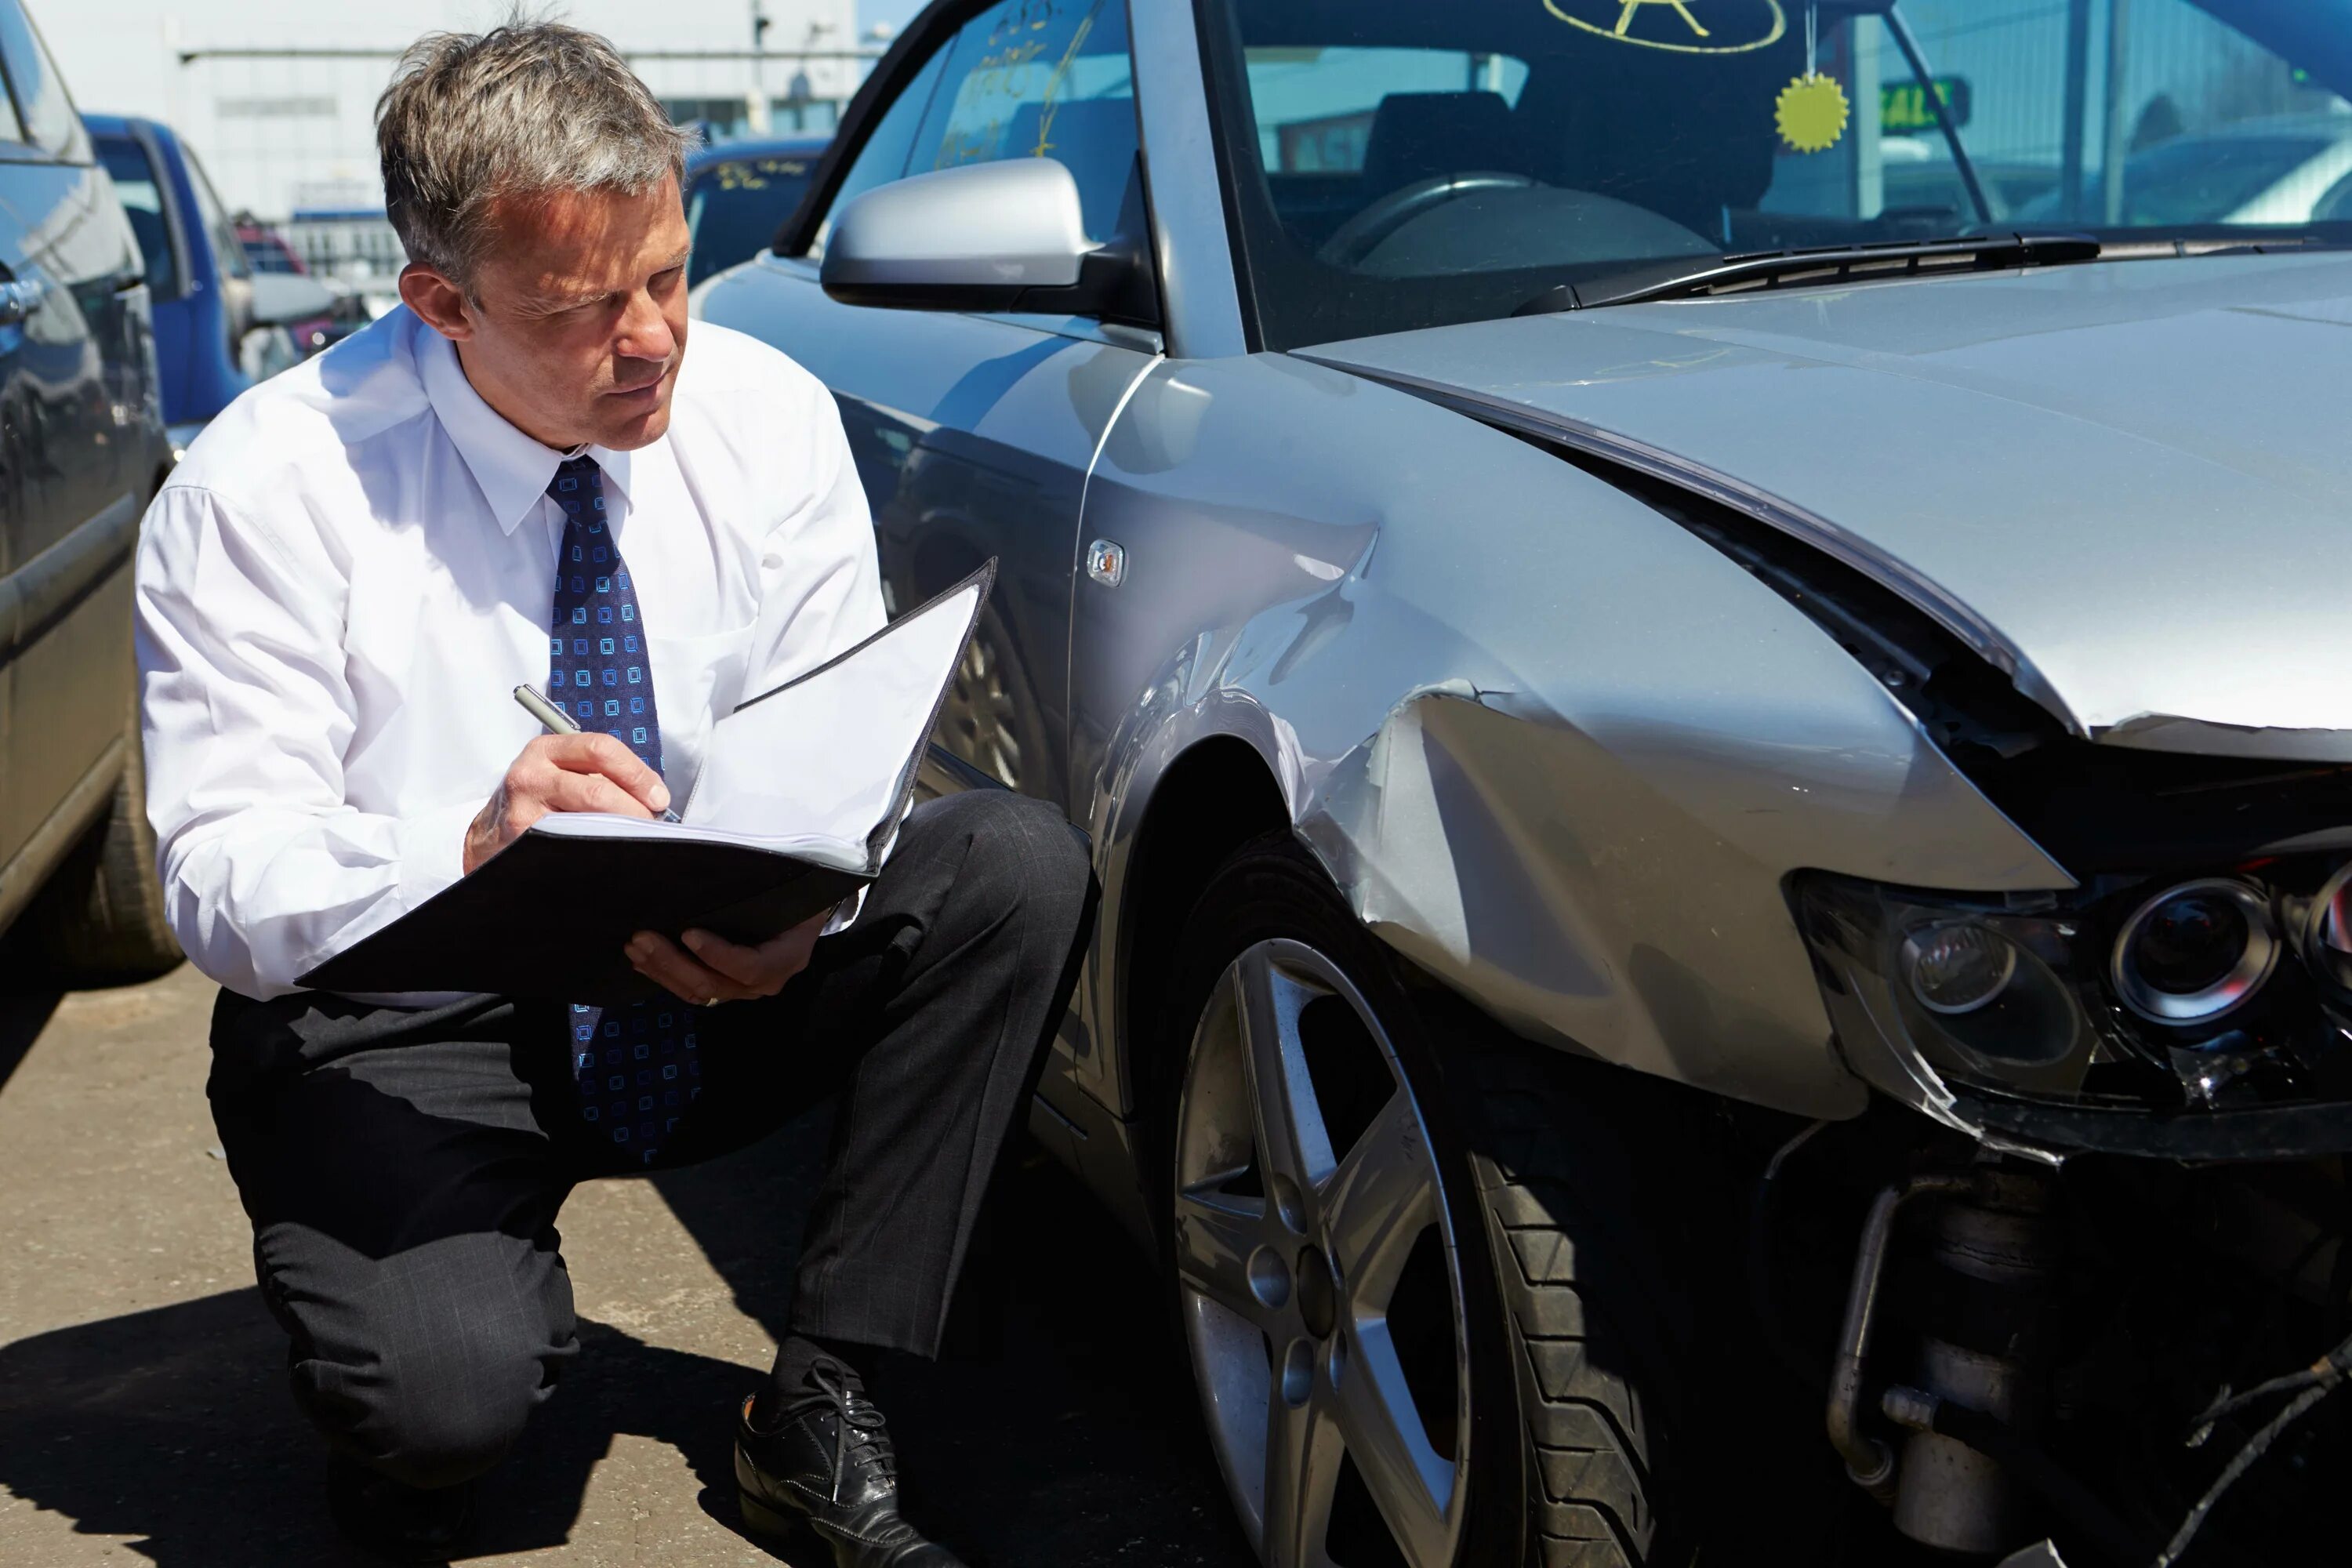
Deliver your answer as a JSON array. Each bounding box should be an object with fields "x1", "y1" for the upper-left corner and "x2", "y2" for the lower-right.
[
  {"x1": 0, "y1": 0, "x2": 179, "y2": 981},
  {"x1": 684, "y1": 134, "x2": 829, "y2": 289}
]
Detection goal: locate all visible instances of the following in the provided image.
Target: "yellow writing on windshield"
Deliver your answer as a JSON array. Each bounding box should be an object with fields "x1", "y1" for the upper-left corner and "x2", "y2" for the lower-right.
[
  {"x1": 1616, "y1": 1, "x2": 1707, "y2": 38},
  {"x1": 1542, "y1": 0, "x2": 1786, "y2": 55},
  {"x1": 711, "y1": 159, "x2": 810, "y2": 192},
  {"x1": 1031, "y1": 11, "x2": 1096, "y2": 159}
]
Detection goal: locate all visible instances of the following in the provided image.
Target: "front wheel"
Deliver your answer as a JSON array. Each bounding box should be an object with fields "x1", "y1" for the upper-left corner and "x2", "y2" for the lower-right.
[{"x1": 1156, "y1": 833, "x2": 1713, "y2": 1568}]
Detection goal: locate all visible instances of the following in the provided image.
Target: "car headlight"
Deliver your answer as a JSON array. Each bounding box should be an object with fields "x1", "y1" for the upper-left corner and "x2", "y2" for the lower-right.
[
  {"x1": 1794, "y1": 856, "x2": 2352, "y2": 1120},
  {"x1": 2301, "y1": 861, "x2": 2352, "y2": 1001},
  {"x1": 2111, "y1": 879, "x2": 2278, "y2": 1026},
  {"x1": 1903, "y1": 921, "x2": 2017, "y2": 1017},
  {"x1": 1798, "y1": 877, "x2": 2098, "y2": 1103}
]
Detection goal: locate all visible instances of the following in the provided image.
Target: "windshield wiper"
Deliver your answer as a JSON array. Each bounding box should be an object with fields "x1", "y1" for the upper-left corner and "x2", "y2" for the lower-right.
[{"x1": 1519, "y1": 233, "x2": 2104, "y2": 314}]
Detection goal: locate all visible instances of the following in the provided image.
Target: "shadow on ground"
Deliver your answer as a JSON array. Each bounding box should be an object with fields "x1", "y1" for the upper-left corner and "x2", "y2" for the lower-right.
[
  {"x1": 0, "y1": 986, "x2": 59, "y2": 1097},
  {"x1": 652, "y1": 1114, "x2": 1254, "y2": 1568},
  {"x1": 0, "y1": 1109, "x2": 1250, "y2": 1566},
  {"x1": 0, "y1": 1286, "x2": 757, "y2": 1565}
]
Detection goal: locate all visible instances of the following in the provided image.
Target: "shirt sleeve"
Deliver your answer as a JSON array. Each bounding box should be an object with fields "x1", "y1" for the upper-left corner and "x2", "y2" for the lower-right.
[
  {"x1": 742, "y1": 368, "x2": 888, "y2": 698},
  {"x1": 136, "y1": 485, "x2": 477, "y2": 1000}
]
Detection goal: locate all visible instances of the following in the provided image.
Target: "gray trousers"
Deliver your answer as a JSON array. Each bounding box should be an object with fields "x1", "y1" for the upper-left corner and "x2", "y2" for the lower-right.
[{"x1": 205, "y1": 790, "x2": 1091, "y2": 1490}]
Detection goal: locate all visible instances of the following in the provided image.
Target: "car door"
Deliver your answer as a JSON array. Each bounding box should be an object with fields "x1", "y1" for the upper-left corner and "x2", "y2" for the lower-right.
[
  {"x1": 696, "y1": 0, "x2": 1161, "y2": 810},
  {"x1": 93, "y1": 125, "x2": 194, "y2": 427},
  {"x1": 0, "y1": 0, "x2": 149, "y2": 892}
]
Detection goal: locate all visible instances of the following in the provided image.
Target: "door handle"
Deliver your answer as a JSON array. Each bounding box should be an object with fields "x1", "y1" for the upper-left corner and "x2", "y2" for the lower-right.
[{"x1": 0, "y1": 277, "x2": 46, "y2": 327}]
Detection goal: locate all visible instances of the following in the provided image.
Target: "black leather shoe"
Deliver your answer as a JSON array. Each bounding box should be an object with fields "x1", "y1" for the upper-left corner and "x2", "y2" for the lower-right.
[
  {"x1": 325, "y1": 1454, "x2": 477, "y2": 1563},
  {"x1": 735, "y1": 1363, "x2": 967, "y2": 1567}
]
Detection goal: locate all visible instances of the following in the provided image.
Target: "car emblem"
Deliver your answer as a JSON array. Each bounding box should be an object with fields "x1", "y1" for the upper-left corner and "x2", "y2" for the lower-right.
[{"x1": 1542, "y1": 0, "x2": 1788, "y2": 54}]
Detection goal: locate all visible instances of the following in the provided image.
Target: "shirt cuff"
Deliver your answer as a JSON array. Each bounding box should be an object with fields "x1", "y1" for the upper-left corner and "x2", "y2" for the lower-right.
[
  {"x1": 394, "y1": 797, "x2": 484, "y2": 913},
  {"x1": 825, "y1": 804, "x2": 907, "y2": 935},
  {"x1": 822, "y1": 888, "x2": 864, "y2": 935}
]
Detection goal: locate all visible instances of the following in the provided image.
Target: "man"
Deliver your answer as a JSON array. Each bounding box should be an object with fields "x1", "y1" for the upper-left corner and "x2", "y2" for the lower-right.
[{"x1": 134, "y1": 23, "x2": 1091, "y2": 1566}]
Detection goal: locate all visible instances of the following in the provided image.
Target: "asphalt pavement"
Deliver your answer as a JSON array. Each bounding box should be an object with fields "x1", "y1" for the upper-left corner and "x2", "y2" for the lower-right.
[{"x1": 0, "y1": 961, "x2": 1254, "y2": 1566}]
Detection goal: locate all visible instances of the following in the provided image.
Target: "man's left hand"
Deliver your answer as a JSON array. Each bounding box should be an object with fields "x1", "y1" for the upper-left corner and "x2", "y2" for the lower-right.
[{"x1": 626, "y1": 914, "x2": 829, "y2": 1005}]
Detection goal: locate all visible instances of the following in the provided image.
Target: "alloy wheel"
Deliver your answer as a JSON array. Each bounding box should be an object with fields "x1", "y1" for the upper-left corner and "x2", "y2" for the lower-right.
[
  {"x1": 940, "y1": 630, "x2": 1022, "y2": 789},
  {"x1": 1173, "y1": 938, "x2": 1470, "y2": 1568}
]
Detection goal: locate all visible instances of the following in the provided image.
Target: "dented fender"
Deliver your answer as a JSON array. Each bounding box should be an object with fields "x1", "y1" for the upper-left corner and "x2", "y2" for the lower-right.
[{"x1": 1071, "y1": 355, "x2": 2072, "y2": 1126}]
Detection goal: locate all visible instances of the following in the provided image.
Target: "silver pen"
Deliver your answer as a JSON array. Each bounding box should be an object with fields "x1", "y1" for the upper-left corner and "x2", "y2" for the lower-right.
[{"x1": 513, "y1": 683, "x2": 683, "y2": 823}]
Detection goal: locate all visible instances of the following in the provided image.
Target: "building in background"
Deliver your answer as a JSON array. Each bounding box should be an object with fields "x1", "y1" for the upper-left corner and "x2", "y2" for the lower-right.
[{"x1": 45, "y1": 0, "x2": 876, "y2": 288}]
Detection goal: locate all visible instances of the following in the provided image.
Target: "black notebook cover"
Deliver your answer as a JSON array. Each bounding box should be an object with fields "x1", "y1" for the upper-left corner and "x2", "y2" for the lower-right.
[
  {"x1": 297, "y1": 564, "x2": 994, "y2": 1004},
  {"x1": 299, "y1": 833, "x2": 866, "y2": 1003}
]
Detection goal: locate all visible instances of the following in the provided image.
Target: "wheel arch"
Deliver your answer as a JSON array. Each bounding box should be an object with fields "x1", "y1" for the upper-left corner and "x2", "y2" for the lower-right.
[{"x1": 1111, "y1": 731, "x2": 1290, "y2": 1113}]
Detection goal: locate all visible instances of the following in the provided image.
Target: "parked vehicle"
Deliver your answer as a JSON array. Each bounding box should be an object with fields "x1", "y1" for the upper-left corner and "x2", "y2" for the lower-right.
[
  {"x1": 85, "y1": 114, "x2": 334, "y2": 456},
  {"x1": 702, "y1": 0, "x2": 2352, "y2": 1563},
  {"x1": 683, "y1": 133, "x2": 828, "y2": 289},
  {"x1": 0, "y1": 3, "x2": 179, "y2": 981},
  {"x1": 233, "y1": 220, "x2": 305, "y2": 275},
  {"x1": 232, "y1": 219, "x2": 369, "y2": 358},
  {"x1": 2020, "y1": 114, "x2": 2352, "y2": 226}
]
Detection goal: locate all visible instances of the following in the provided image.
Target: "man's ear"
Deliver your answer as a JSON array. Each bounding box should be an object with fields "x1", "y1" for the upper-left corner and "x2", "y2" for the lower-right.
[{"x1": 399, "y1": 263, "x2": 475, "y2": 342}]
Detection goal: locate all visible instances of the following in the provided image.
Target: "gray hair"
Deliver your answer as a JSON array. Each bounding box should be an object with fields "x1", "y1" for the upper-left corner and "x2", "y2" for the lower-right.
[{"x1": 377, "y1": 20, "x2": 697, "y2": 290}]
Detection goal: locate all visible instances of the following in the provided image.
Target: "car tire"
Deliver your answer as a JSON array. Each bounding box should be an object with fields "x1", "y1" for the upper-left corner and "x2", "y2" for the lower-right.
[
  {"x1": 24, "y1": 693, "x2": 182, "y2": 985},
  {"x1": 1154, "y1": 830, "x2": 1717, "y2": 1568}
]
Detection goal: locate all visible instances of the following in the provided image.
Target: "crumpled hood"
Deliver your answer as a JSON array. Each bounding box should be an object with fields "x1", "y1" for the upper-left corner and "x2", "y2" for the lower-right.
[{"x1": 1301, "y1": 251, "x2": 2352, "y2": 760}]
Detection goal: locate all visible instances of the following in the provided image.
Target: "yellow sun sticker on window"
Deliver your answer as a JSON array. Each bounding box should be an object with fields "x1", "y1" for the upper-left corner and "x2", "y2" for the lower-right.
[
  {"x1": 1541, "y1": 0, "x2": 1788, "y2": 56},
  {"x1": 1777, "y1": 72, "x2": 1849, "y2": 153}
]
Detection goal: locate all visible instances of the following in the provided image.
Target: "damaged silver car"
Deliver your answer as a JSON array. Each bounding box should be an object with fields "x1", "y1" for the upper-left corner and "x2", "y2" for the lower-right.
[{"x1": 696, "y1": 0, "x2": 2352, "y2": 1561}]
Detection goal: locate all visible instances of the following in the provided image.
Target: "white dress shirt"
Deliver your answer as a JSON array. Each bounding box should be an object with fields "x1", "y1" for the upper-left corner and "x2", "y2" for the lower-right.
[{"x1": 136, "y1": 306, "x2": 886, "y2": 1004}]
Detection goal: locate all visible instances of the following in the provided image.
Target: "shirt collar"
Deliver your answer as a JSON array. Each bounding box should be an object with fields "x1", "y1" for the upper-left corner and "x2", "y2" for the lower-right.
[{"x1": 417, "y1": 328, "x2": 642, "y2": 535}]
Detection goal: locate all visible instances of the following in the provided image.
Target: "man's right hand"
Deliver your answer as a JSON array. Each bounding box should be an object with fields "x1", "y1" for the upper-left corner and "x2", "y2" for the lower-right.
[{"x1": 463, "y1": 733, "x2": 672, "y2": 873}]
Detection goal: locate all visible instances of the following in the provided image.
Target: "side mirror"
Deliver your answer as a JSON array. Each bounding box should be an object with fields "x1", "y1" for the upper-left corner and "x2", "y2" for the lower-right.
[
  {"x1": 246, "y1": 270, "x2": 336, "y2": 328},
  {"x1": 820, "y1": 158, "x2": 1139, "y2": 318}
]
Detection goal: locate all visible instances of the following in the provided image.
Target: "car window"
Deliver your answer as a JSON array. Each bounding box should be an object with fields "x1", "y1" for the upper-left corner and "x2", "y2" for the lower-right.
[
  {"x1": 1243, "y1": 48, "x2": 1532, "y2": 250},
  {"x1": 0, "y1": 60, "x2": 22, "y2": 143},
  {"x1": 2318, "y1": 169, "x2": 2352, "y2": 223},
  {"x1": 809, "y1": 45, "x2": 951, "y2": 257},
  {"x1": 182, "y1": 143, "x2": 250, "y2": 281},
  {"x1": 905, "y1": 0, "x2": 1139, "y2": 243},
  {"x1": 688, "y1": 154, "x2": 818, "y2": 287},
  {"x1": 0, "y1": 1, "x2": 78, "y2": 158},
  {"x1": 1202, "y1": 0, "x2": 2352, "y2": 350},
  {"x1": 2018, "y1": 136, "x2": 2335, "y2": 226},
  {"x1": 96, "y1": 136, "x2": 178, "y2": 296}
]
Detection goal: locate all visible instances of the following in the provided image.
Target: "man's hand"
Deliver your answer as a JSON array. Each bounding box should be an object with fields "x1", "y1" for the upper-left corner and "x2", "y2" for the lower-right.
[
  {"x1": 463, "y1": 733, "x2": 671, "y2": 874},
  {"x1": 626, "y1": 915, "x2": 828, "y2": 1005}
]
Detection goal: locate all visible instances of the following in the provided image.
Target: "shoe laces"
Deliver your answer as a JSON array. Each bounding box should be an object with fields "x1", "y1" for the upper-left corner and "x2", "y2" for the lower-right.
[{"x1": 801, "y1": 1361, "x2": 897, "y2": 1500}]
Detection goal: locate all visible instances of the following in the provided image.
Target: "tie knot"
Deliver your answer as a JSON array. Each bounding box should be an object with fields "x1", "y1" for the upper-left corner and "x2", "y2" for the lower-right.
[{"x1": 549, "y1": 456, "x2": 603, "y2": 512}]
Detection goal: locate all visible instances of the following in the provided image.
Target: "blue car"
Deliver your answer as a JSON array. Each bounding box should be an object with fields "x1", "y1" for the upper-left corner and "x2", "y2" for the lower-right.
[
  {"x1": 85, "y1": 113, "x2": 332, "y2": 454},
  {"x1": 684, "y1": 133, "x2": 829, "y2": 289}
]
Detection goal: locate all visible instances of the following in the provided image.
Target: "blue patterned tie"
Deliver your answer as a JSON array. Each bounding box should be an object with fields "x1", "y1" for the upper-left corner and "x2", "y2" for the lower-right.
[{"x1": 546, "y1": 456, "x2": 697, "y2": 1165}]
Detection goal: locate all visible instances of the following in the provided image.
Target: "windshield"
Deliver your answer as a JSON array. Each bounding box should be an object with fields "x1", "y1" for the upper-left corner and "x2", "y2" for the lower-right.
[
  {"x1": 687, "y1": 154, "x2": 818, "y2": 288},
  {"x1": 1200, "y1": 0, "x2": 2352, "y2": 347}
]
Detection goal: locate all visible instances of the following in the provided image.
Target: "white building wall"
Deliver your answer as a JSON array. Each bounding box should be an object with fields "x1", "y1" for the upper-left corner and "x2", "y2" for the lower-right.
[{"x1": 40, "y1": 0, "x2": 863, "y2": 220}]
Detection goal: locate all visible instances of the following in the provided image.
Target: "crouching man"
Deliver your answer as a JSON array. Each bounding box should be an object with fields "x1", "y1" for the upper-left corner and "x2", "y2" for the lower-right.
[{"x1": 133, "y1": 21, "x2": 1091, "y2": 1565}]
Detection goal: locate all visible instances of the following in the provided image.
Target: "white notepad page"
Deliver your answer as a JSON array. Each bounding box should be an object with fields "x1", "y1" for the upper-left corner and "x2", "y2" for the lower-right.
[
  {"x1": 691, "y1": 575, "x2": 979, "y2": 844},
  {"x1": 529, "y1": 577, "x2": 981, "y2": 868}
]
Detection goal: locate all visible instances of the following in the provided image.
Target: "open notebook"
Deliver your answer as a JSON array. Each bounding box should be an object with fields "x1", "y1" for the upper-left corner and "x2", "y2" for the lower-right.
[{"x1": 299, "y1": 562, "x2": 995, "y2": 1002}]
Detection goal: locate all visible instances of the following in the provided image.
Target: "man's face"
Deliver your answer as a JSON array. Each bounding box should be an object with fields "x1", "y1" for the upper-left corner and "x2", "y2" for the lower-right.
[{"x1": 403, "y1": 174, "x2": 691, "y2": 452}]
